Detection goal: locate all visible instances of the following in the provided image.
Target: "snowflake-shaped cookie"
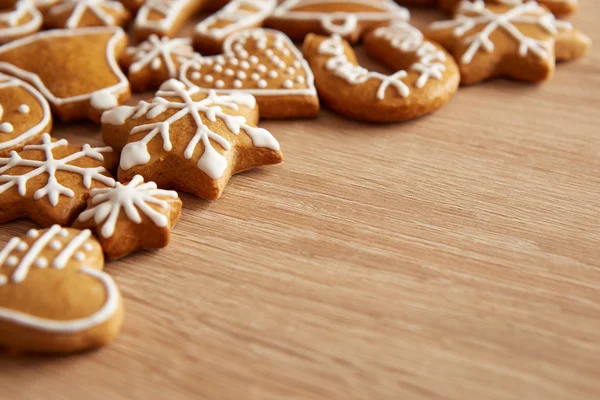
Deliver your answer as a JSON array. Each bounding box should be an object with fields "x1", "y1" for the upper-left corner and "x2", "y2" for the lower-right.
[
  {"x1": 0, "y1": 0, "x2": 42, "y2": 45},
  {"x1": 121, "y1": 35, "x2": 198, "y2": 92},
  {"x1": 427, "y1": 0, "x2": 590, "y2": 83},
  {"x1": 101, "y1": 79, "x2": 283, "y2": 200},
  {"x1": 44, "y1": 0, "x2": 130, "y2": 29},
  {"x1": 0, "y1": 133, "x2": 116, "y2": 226},
  {"x1": 74, "y1": 175, "x2": 182, "y2": 259}
]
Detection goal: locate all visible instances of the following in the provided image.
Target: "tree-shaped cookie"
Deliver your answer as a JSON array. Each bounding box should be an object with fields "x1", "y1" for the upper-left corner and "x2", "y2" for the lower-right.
[
  {"x1": 0, "y1": 27, "x2": 130, "y2": 122},
  {"x1": 302, "y1": 22, "x2": 460, "y2": 122},
  {"x1": 43, "y1": 0, "x2": 131, "y2": 29},
  {"x1": 180, "y1": 28, "x2": 319, "y2": 119},
  {"x1": 266, "y1": 0, "x2": 410, "y2": 43},
  {"x1": 0, "y1": 0, "x2": 42, "y2": 44},
  {"x1": 0, "y1": 133, "x2": 117, "y2": 227},
  {"x1": 121, "y1": 34, "x2": 199, "y2": 92},
  {"x1": 193, "y1": 0, "x2": 277, "y2": 54},
  {"x1": 0, "y1": 226, "x2": 123, "y2": 354},
  {"x1": 73, "y1": 175, "x2": 182, "y2": 260},
  {"x1": 426, "y1": 0, "x2": 590, "y2": 84},
  {"x1": 0, "y1": 73, "x2": 52, "y2": 156},
  {"x1": 101, "y1": 79, "x2": 283, "y2": 200}
]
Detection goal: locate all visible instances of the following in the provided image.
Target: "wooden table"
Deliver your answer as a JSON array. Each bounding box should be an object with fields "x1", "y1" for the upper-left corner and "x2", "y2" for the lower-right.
[{"x1": 1, "y1": 7, "x2": 599, "y2": 400}]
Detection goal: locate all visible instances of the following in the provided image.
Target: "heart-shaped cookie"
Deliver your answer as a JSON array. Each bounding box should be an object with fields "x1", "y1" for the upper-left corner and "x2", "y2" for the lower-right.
[
  {"x1": 0, "y1": 73, "x2": 52, "y2": 156},
  {"x1": 0, "y1": 26, "x2": 130, "y2": 122},
  {"x1": 180, "y1": 28, "x2": 319, "y2": 119},
  {"x1": 0, "y1": 226, "x2": 123, "y2": 354},
  {"x1": 302, "y1": 22, "x2": 460, "y2": 122}
]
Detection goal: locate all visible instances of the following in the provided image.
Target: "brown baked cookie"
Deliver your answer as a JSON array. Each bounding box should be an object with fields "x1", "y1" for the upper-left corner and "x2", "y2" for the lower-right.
[
  {"x1": 0, "y1": 226, "x2": 123, "y2": 354},
  {"x1": 117, "y1": 0, "x2": 144, "y2": 11},
  {"x1": 395, "y1": 0, "x2": 436, "y2": 6},
  {"x1": 0, "y1": 133, "x2": 117, "y2": 227},
  {"x1": 302, "y1": 22, "x2": 459, "y2": 122},
  {"x1": 0, "y1": 0, "x2": 58, "y2": 10},
  {"x1": 101, "y1": 79, "x2": 283, "y2": 200},
  {"x1": 426, "y1": 0, "x2": 590, "y2": 84},
  {"x1": 121, "y1": 35, "x2": 198, "y2": 92},
  {"x1": 73, "y1": 175, "x2": 182, "y2": 260},
  {"x1": 193, "y1": 0, "x2": 277, "y2": 54},
  {"x1": 0, "y1": 73, "x2": 52, "y2": 157},
  {"x1": 180, "y1": 28, "x2": 319, "y2": 119},
  {"x1": 43, "y1": 0, "x2": 131, "y2": 29},
  {"x1": 133, "y1": 0, "x2": 205, "y2": 41},
  {"x1": 0, "y1": 26, "x2": 131, "y2": 122},
  {"x1": 439, "y1": 0, "x2": 578, "y2": 17},
  {"x1": 266, "y1": 0, "x2": 410, "y2": 44},
  {"x1": 0, "y1": 0, "x2": 42, "y2": 45}
]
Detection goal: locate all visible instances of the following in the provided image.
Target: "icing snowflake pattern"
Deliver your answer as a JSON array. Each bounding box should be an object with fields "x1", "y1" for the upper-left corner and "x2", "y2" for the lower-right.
[
  {"x1": 47, "y1": 0, "x2": 126, "y2": 29},
  {"x1": 195, "y1": 0, "x2": 277, "y2": 40},
  {"x1": 0, "y1": 133, "x2": 115, "y2": 206},
  {"x1": 126, "y1": 35, "x2": 197, "y2": 77},
  {"x1": 108, "y1": 79, "x2": 280, "y2": 179},
  {"x1": 372, "y1": 22, "x2": 447, "y2": 89},
  {"x1": 78, "y1": 175, "x2": 179, "y2": 238},
  {"x1": 430, "y1": 0, "x2": 572, "y2": 64}
]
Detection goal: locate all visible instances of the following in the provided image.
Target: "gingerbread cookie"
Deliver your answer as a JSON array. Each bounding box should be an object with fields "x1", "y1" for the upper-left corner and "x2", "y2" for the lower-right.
[
  {"x1": 0, "y1": 73, "x2": 52, "y2": 157},
  {"x1": 43, "y1": 0, "x2": 131, "y2": 29},
  {"x1": 116, "y1": 0, "x2": 144, "y2": 11},
  {"x1": 73, "y1": 175, "x2": 182, "y2": 260},
  {"x1": 0, "y1": 27, "x2": 130, "y2": 122},
  {"x1": 266, "y1": 0, "x2": 409, "y2": 44},
  {"x1": 133, "y1": 0, "x2": 204, "y2": 41},
  {"x1": 0, "y1": 133, "x2": 117, "y2": 227},
  {"x1": 0, "y1": 0, "x2": 58, "y2": 10},
  {"x1": 101, "y1": 79, "x2": 282, "y2": 200},
  {"x1": 193, "y1": 0, "x2": 277, "y2": 54},
  {"x1": 0, "y1": 226, "x2": 123, "y2": 354},
  {"x1": 0, "y1": 0, "x2": 42, "y2": 45},
  {"x1": 426, "y1": 1, "x2": 590, "y2": 84},
  {"x1": 121, "y1": 34, "x2": 198, "y2": 93},
  {"x1": 438, "y1": 0, "x2": 578, "y2": 17},
  {"x1": 180, "y1": 28, "x2": 319, "y2": 119},
  {"x1": 302, "y1": 23, "x2": 459, "y2": 122}
]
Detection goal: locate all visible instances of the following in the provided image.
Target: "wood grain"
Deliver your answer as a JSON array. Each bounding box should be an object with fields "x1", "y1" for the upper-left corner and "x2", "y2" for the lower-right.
[{"x1": 1, "y1": 8, "x2": 599, "y2": 400}]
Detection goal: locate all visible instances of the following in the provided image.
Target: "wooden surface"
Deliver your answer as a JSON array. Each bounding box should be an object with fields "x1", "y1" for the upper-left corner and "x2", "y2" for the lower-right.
[{"x1": 1, "y1": 7, "x2": 599, "y2": 400}]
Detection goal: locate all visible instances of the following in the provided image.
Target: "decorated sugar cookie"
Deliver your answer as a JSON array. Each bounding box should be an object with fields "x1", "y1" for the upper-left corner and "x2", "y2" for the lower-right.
[
  {"x1": 302, "y1": 23, "x2": 459, "y2": 122},
  {"x1": 0, "y1": 226, "x2": 123, "y2": 354},
  {"x1": 193, "y1": 0, "x2": 277, "y2": 54},
  {"x1": 426, "y1": 0, "x2": 590, "y2": 84},
  {"x1": 266, "y1": 0, "x2": 409, "y2": 43},
  {"x1": 101, "y1": 79, "x2": 283, "y2": 200},
  {"x1": 43, "y1": 0, "x2": 131, "y2": 29},
  {"x1": 180, "y1": 29, "x2": 318, "y2": 119},
  {"x1": 0, "y1": 133, "x2": 117, "y2": 227},
  {"x1": 121, "y1": 34, "x2": 198, "y2": 92},
  {"x1": 133, "y1": 0, "x2": 205, "y2": 40},
  {"x1": 0, "y1": 27, "x2": 130, "y2": 122},
  {"x1": 73, "y1": 175, "x2": 182, "y2": 260},
  {"x1": 438, "y1": 0, "x2": 578, "y2": 17},
  {"x1": 0, "y1": 73, "x2": 52, "y2": 157},
  {"x1": 0, "y1": 0, "x2": 42, "y2": 45}
]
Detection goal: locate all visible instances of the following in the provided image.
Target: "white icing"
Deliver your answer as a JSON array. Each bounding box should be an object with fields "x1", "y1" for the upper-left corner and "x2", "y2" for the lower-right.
[
  {"x1": 53, "y1": 229, "x2": 91, "y2": 268},
  {"x1": 46, "y1": 0, "x2": 125, "y2": 29},
  {"x1": 0, "y1": 123, "x2": 13, "y2": 133},
  {"x1": 26, "y1": 229, "x2": 39, "y2": 238},
  {"x1": 0, "y1": 27, "x2": 129, "y2": 116},
  {"x1": 0, "y1": 133, "x2": 115, "y2": 206},
  {"x1": 17, "y1": 104, "x2": 30, "y2": 114},
  {"x1": 128, "y1": 35, "x2": 196, "y2": 79},
  {"x1": 78, "y1": 174, "x2": 179, "y2": 238},
  {"x1": 34, "y1": 257, "x2": 47, "y2": 268},
  {"x1": 91, "y1": 89, "x2": 119, "y2": 110},
  {"x1": 270, "y1": 0, "x2": 409, "y2": 36},
  {"x1": 180, "y1": 29, "x2": 317, "y2": 98},
  {"x1": 429, "y1": 0, "x2": 572, "y2": 64},
  {"x1": 0, "y1": 0, "x2": 42, "y2": 43},
  {"x1": 134, "y1": 0, "x2": 193, "y2": 34},
  {"x1": 83, "y1": 242, "x2": 93, "y2": 252},
  {"x1": 195, "y1": 0, "x2": 277, "y2": 40},
  {"x1": 105, "y1": 79, "x2": 279, "y2": 179},
  {"x1": 49, "y1": 240, "x2": 62, "y2": 250}
]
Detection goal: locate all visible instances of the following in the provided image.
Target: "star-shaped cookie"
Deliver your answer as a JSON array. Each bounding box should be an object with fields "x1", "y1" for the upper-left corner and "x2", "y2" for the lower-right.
[
  {"x1": 101, "y1": 79, "x2": 283, "y2": 200},
  {"x1": 425, "y1": 0, "x2": 590, "y2": 84},
  {"x1": 73, "y1": 175, "x2": 182, "y2": 259},
  {"x1": 0, "y1": 133, "x2": 117, "y2": 227}
]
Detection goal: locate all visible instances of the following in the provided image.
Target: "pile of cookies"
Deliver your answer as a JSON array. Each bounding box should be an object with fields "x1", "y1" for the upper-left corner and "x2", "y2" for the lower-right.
[{"x1": 0, "y1": 0, "x2": 591, "y2": 354}]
